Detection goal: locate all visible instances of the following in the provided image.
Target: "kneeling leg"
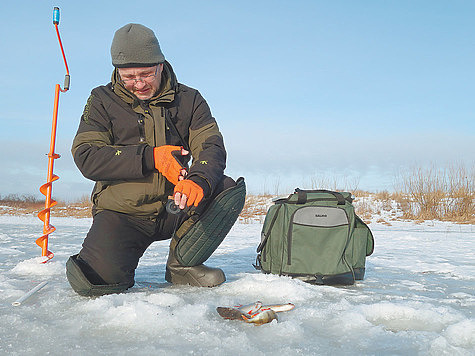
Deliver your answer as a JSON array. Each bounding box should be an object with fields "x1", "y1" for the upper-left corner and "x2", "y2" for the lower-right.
[{"x1": 66, "y1": 210, "x2": 154, "y2": 296}]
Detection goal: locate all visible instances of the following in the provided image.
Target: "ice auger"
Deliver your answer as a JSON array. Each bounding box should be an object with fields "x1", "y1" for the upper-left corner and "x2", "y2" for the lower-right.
[{"x1": 36, "y1": 7, "x2": 70, "y2": 261}]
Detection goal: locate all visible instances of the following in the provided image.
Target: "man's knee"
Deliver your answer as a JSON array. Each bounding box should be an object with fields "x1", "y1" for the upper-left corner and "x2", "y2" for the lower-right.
[
  {"x1": 79, "y1": 246, "x2": 136, "y2": 286},
  {"x1": 213, "y1": 175, "x2": 237, "y2": 197},
  {"x1": 66, "y1": 254, "x2": 133, "y2": 297},
  {"x1": 173, "y1": 177, "x2": 246, "y2": 266}
]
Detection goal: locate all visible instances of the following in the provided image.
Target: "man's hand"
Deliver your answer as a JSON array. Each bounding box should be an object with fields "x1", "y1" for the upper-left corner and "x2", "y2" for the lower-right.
[
  {"x1": 153, "y1": 145, "x2": 188, "y2": 185},
  {"x1": 174, "y1": 180, "x2": 204, "y2": 209}
]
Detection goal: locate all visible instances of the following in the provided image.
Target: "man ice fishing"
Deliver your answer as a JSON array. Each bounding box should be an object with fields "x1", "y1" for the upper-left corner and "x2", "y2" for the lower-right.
[{"x1": 66, "y1": 23, "x2": 245, "y2": 296}]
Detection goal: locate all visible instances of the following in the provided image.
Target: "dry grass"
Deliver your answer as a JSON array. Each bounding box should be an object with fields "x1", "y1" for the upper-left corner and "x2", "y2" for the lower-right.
[
  {"x1": 0, "y1": 194, "x2": 45, "y2": 216},
  {"x1": 0, "y1": 194, "x2": 92, "y2": 218},
  {"x1": 352, "y1": 195, "x2": 374, "y2": 222},
  {"x1": 353, "y1": 190, "x2": 372, "y2": 198},
  {"x1": 397, "y1": 164, "x2": 474, "y2": 224},
  {"x1": 239, "y1": 194, "x2": 273, "y2": 223},
  {"x1": 1, "y1": 164, "x2": 473, "y2": 224},
  {"x1": 310, "y1": 176, "x2": 362, "y2": 196}
]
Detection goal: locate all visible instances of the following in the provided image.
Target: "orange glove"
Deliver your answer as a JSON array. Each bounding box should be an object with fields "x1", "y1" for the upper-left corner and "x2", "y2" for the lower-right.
[
  {"x1": 174, "y1": 180, "x2": 204, "y2": 208},
  {"x1": 153, "y1": 145, "x2": 188, "y2": 185}
]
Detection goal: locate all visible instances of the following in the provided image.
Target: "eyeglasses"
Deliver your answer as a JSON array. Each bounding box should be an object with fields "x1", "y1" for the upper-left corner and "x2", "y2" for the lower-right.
[{"x1": 119, "y1": 66, "x2": 159, "y2": 85}]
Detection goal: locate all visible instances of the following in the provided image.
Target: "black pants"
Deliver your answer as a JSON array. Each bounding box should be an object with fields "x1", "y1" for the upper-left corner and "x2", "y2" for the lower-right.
[{"x1": 78, "y1": 176, "x2": 235, "y2": 285}]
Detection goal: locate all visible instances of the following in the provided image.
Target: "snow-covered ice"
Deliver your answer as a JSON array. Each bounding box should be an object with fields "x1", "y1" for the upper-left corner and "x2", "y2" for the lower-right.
[{"x1": 0, "y1": 215, "x2": 473, "y2": 355}]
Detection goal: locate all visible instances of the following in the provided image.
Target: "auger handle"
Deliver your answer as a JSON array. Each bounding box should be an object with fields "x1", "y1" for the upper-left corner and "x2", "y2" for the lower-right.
[
  {"x1": 64, "y1": 75, "x2": 70, "y2": 91},
  {"x1": 53, "y1": 7, "x2": 70, "y2": 90},
  {"x1": 53, "y1": 7, "x2": 60, "y2": 25}
]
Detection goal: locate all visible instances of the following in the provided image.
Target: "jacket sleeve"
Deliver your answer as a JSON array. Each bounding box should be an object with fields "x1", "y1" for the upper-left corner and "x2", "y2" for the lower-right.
[
  {"x1": 71, "y1": 91, "x2": 150, "y2": 181},
  {"x1": 187, "y1": 91, "x2": 226, "y2": 195}
]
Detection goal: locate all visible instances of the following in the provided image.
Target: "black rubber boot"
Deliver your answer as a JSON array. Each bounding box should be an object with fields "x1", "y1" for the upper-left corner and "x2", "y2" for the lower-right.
[
  {"x1": 165, "y1": 245, "x2": 225, "y2": 287},
  {"x1": 66, "y1": 255, "x2": 133, "y2": 296}
]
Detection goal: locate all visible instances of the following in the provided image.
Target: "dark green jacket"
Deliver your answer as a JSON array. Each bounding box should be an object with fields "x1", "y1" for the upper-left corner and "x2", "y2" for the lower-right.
[{"x1": 72, "y1": 61, "x2": 226, "y2": 218}]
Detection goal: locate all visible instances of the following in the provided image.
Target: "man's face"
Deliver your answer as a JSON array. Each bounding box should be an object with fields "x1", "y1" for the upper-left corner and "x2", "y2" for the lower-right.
[{"x1": 118, "y1": 64, "x2": 163, "y2": 100}]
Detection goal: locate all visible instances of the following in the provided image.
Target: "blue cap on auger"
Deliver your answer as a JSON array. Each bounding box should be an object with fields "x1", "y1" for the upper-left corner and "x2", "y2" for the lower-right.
[{"x1": 53, "y1": 7, "x2": 60, "y2": 25}]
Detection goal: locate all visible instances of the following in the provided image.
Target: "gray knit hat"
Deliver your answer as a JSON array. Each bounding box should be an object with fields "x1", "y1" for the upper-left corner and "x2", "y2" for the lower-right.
[{"x1": 111, "y1": 23, "x2": 165, "y2": 68}]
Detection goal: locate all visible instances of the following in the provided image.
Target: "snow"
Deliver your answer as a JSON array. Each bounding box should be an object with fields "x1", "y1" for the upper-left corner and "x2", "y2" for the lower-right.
[{"x1": 0, "y1": 215, "x2": 474, "y2": 355}]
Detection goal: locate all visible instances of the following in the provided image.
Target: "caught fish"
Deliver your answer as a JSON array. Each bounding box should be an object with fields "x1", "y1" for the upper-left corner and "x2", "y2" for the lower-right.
[
  {"x1": 258, "y1": 302, "x2": 295, "y2": 313},
  {"x1": 216, "y1": 306, "x2": 278, "y2": 325},
  {"x1": 216, "y1": 301, "x2": 295, "y2": 325},
  {"x1": 216, "y1": 306, "x2": 247, "y2": 320},
  {"x1": 241, "y1": 307, "x2": 277, "y2": 325},
  {"x1": 234, "y1": 301, "x2": 262, "y2": 314}
]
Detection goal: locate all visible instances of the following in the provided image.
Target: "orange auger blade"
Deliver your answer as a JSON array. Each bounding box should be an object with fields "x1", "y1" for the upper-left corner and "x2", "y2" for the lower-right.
[
  {"x1": 37, "y1": 174, "x2": 59, "y2": 261},
  {"x1": 36, "y1": 7, "x2": 70, "y2": 262}
]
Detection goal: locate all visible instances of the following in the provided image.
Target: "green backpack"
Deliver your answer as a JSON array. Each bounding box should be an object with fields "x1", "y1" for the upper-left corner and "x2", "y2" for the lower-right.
[{"x1": 255, "y1": 189, "x2": 374, "y2": 285}]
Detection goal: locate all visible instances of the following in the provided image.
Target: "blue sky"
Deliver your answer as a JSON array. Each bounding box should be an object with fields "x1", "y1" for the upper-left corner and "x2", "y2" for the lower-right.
[{"x1": 0, "y1": 1, "x2": 473, "y2": 199}]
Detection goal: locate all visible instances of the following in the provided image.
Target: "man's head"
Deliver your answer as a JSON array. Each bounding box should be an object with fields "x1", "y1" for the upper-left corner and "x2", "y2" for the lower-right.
[{"x1": 111, "y1": 24, "x2": 165, "y2": 100}]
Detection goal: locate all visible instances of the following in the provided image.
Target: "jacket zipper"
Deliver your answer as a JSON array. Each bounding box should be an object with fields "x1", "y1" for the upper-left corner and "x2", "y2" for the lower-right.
[{"x1": 137, "y1": 115, "x2": 146, "y2": 143}]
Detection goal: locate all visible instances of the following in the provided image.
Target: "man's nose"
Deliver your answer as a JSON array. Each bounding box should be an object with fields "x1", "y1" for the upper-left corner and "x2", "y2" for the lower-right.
[{"x1": 134, "y1": 80, "x2": 146, "y2": 88}]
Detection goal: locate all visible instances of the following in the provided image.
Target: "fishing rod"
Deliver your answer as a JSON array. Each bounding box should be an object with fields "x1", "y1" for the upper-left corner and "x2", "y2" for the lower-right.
[{"x1": 36, "y1": 7, "x2": 70, "y2": 262}]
